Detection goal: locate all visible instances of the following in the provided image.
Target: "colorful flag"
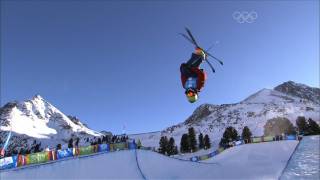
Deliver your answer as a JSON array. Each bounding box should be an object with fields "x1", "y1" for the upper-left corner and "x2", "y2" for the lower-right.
[{"x1": 1, "y1": 131, "x2": 12, "y2": 157}]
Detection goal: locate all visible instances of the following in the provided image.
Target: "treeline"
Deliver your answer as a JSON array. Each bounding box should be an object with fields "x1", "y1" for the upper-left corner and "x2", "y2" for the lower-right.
[
  {"x1": 220, "y1": 116, "x2": 320, "y2": 148},
  {"x1": 157, "y1": 116, "x2": 320, "y2": 156},
  {"x1": 158, "y1": 127, "x2": 211, "y2": 156},
  {"x1": 295, "y1": 117, "x2": 320, "y2": 135},
  {"x1": 219, "y1": 126, "x2": 252, "y2": 148}
]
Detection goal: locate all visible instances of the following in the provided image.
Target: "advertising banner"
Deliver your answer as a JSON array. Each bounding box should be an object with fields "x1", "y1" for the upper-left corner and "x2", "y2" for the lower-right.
[
  {"x1": 26, "y1": 152, "x2": 50, "y2": 165},
  {"x1": 98, "y1": 144, "x2": 110, "y2": 152},
  {"x1": 199, "y1": 155, "x2": 210, "y2": 161},
  {"x1": 252, "y1": 137, "x2": 262, "y2": 143},
  {"x1": 79, "y1": 146, "x2": 94, "y2": 156},
  {"x1": 190, "y1": 156, "x2": 199, "y2": 162},
  {"x1": 0, "y1": 156, "x2": 17, "y2": 170},
  {"x1": 57, "y1": 148, "x2": 73, "y2": 159},
  {"x1": 113, "y1": 142, "x2": 127, "y2": 150},
  {"x1": 286, "y1": 135, "x2": 296, "y2": 140},
  {"x1": 128, "y1": 142, "x2": 136, "y2": 150},
  {"x1": 17, "y1": 155, "x2": 27, "y2": 167},
  {"x1": 263, "y1": 136, "x2": 274, "y2": 142}
]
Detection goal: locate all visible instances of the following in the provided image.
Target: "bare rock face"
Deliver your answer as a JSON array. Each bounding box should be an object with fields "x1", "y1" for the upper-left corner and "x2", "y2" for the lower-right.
[{"x1": 274, "y1": 81, "x2": 320, "y2": 104}]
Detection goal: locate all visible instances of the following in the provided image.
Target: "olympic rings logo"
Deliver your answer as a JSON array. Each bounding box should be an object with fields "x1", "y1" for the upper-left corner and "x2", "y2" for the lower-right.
[{"x1": 232, "y1": 11, "x2": 258, "y2": 23}]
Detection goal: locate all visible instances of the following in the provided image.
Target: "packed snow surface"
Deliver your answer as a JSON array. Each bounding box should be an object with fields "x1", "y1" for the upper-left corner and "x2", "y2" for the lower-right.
[
  {"x1": 1, "y1": 140, "x2": 299, "y2": 179},
  {"x1": 281, "y1": 135, "x2": 320, "y2": 180}
]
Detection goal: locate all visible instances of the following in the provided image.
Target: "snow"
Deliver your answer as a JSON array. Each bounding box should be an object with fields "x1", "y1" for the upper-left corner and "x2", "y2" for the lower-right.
[
  {"x1": 129, "y1": 131, "x2": 162, "y2": 148},
  {"x1": 130, "y1": 88, "x2": 319, "y2": 151},
  {"x1": 7, "y1": 106, "x2": 57, "y2": 138},
  {"x1": 1, "y1": 150, "x2": 143, "y2": 179},
  {"x1": 280, "y1": 135, "x2": 320, "y2": 179},
  {"x1": 202, "y1": 141, "x2": 299, "y2": 179},
  {"x1": 0, "y1": 95, "x2": 102, "y2": 150},
  {"x1": 1, "y1": 140, "x2": 299, "y2": 179}
]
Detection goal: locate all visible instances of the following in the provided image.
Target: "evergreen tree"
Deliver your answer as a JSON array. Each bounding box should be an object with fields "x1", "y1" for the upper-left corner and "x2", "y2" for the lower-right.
[
  {"x1": 167, "y1": 137, "x2": 176, "y2": 156},
  {"x1": 204, "y1": 134, "x2": 211, "y2": 149},
  {"x1": 296, "y1": 116, "x2": 307, "y2": 134},
  {"x1": 307, "y1": 118, "x2": 320, "y2": 135},
  {"x1": 188, "y1": 127, "x2": 197, "y2": 152},
  {"x1": 219, "y1": 126, "x2": 238, "y2": 147},
  {"x1": 68, "y1": 138, "x2": 73, "y2": 148},
  {"x1": 180, "y1": 134, "x2": 190, "y2": 153},
  {"x1": 158, "y1": 136, "x2": 168, "y2": 155},
  {"x1": 198, "y1": 133, "x2": 204, "y2": 149},
  {"x1": 173, "y1": 146, "x2": 178, "y2": 155},
  {"x1": 241, "y1": 126, "x2": 252, "y2": 143}
]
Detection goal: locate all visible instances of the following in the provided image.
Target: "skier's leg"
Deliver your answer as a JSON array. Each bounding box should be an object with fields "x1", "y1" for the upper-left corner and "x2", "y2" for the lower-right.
[
  {"x1": 186, "y1": 53, "x2": 203, "y2": 68},
  {"x1": 180, "y1": 63, "x2": 192, "y2": 76}
]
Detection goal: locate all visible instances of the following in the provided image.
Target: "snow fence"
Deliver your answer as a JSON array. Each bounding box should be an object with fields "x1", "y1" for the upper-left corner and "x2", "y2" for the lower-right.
[
  {"x1": 0, "y1": 141, "x2": 136, "y2": 170},
  {"x1": 190, "y1": 134, "x2": 299, "y2": 162}
]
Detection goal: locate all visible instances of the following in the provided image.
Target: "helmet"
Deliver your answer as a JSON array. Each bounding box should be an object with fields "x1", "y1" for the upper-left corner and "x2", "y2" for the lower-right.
[{"x1": 186, "y1": 89, "x2": 198, "y2": 103}]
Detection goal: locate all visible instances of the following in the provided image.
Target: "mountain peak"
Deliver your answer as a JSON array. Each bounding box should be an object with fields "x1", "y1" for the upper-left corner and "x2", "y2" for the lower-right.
[
  {"x1": 0, "y1": 95, "x2": 103, "y2": 152},
  {"x1": 32, "y1": 94, "x2": 45, "y2": 101},
  {"x1": 274, "y1": 81, "x2": 320, "y2": 104}
]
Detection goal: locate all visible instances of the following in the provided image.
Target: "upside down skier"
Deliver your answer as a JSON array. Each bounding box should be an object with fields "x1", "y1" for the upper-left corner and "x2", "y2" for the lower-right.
[
  {"x1": 180, "y1": 47, "x2": 207, "y2": 103},
  {"x1": 179, "y1": 28, "x2": 223, "y2": 103}
]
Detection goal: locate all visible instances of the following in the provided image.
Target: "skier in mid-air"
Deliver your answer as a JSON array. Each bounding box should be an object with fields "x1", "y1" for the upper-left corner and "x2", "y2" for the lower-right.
[
  {"x1": 180, "y1": 47, "x2": 207, "y2": 103},
  {"x1": 179, "y1": 28, "x2": 223, "y2": 103}
]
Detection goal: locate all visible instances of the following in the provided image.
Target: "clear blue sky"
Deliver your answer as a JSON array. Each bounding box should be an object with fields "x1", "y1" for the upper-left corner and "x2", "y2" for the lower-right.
[{"x1": 1, "y1": 1, "x2": 319, "y2": 134}]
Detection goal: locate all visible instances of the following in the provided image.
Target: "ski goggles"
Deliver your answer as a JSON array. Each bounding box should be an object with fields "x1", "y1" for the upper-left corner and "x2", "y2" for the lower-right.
[{"x1": 186, "y1": 90, "x2": 196, "y2": 97}]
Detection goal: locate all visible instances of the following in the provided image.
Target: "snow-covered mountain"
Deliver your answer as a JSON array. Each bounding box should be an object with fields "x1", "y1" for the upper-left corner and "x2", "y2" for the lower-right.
[
  {"x1": 0, "y1": 95, "x2": 103, "y2": 153},
  {"x1": 131, "y1": 81, "x2": 320, "y2": 148}
]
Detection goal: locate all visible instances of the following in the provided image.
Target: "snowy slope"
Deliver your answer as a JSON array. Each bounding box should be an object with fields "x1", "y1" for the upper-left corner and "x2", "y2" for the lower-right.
[
  {"x1": 0, "y1": 95, "x2": 102, "y2": 152},
  {"x1": 1, "y1": 140, "x2": 299, "y2": 179},
  {"x1": 130, "y1": 81, "x2": 319, "y2": 149},
  {"x1": 281, "y1": 135, "x2": 320, "y2": 179},
  {"x1": 203, "y1": 141, "x2": 298, "y2": 179}
]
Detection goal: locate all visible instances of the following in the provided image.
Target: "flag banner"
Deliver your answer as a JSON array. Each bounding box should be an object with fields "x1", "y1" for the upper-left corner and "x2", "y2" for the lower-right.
[
  {"x1": 17, "y1": 155, "x2": 27, "y2": 167},
  {"x1": 1, "y1": 131, "x2": 12, "y2": 157},
  {"x1": 128, "y1": 142, "x2": 137, "y2": 150},
  {"x1": 263, "y1": 136, "x2": 274, "y2": 142},
  {"x1": 113, "y1": 142, "x2": 127, "y2": 150},
  {"x1": 79, "y1": 146, "x2": 94, "y2": 156},
  {"x1": 252, "y1": 137, "x2": 262, "y2": 143},
  {"x1": 98, "y1": 144, "x2": 110, "y2": 152},
  {"x1": 218, "y1": 147, "x2": 224, "y2": 153},
  {"x1": 286, "y1": 135, "x2": 297, "y2": 140},
  {"x1": 57, "y1": 148, "x2": 73, "y2": 159},
  {"x1": 190, "y1": 156, "x2": 199, "y2": 162},
  {"x1": 0, "y1": 156, "x2": 17, "y2": 170},
  {"x1": 26, "y1": 152, "x2": 50, "y2": 165},
  {"x1": 208, "y1": 151, "x2": 217, "y2": 157},
  {"x1": 199, "y1": 154, "x2": 210, "y2": 161},
  {"x1": 235, "y1": 140, "x2": 244, "y2": 146}
]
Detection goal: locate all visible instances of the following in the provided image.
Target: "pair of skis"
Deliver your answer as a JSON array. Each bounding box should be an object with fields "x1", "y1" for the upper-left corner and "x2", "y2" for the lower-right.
[{"x1": 180, "y1": 28, "x2": 223, "y2": 73}]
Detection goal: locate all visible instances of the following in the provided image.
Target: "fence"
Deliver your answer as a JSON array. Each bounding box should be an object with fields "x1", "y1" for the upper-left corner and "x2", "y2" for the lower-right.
[
  {"x1": 190, "y1": 134, "x2": 298, "y2": 162},
  {"x1": 0, "y1": 141, "x2": 137, "y2": 170}
]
